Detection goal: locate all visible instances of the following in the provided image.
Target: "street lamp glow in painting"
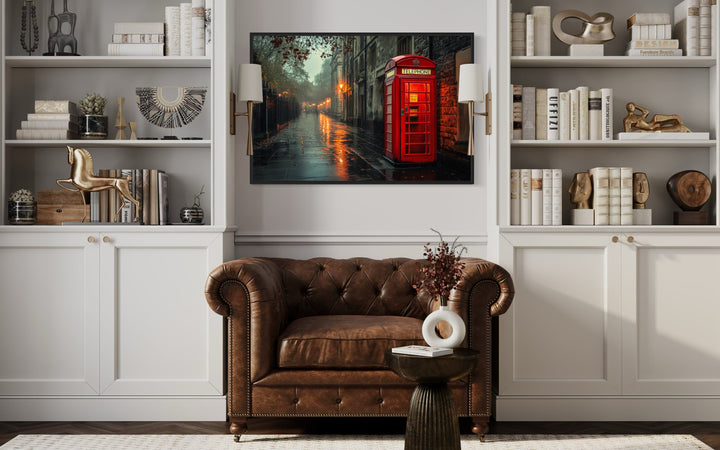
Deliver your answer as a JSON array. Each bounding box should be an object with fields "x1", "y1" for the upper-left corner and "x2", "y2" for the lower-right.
[{"x1": 250, "y1": 32, "x2": 475, "y2": 184}]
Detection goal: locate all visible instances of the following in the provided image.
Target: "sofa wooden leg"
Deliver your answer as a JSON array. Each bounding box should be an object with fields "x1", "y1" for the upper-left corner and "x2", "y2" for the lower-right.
[
  {"x1": 471, "y1": 418, "x2": 489, "y2": 441},
  {"x1": 230, "y1": 420, "x2": 248, "y2": 442}
]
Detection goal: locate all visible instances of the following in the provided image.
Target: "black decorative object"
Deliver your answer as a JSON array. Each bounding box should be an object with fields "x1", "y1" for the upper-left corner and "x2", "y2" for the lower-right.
[
  {"x1": 44, "y1": 0, "x2": 79, "y2": 56},
  {"x1": 20, "y1": 0, "x2": 39, "y2": 55},
  {"x1": 136, "y1": 86, "x2": 207, "y2": 139}
]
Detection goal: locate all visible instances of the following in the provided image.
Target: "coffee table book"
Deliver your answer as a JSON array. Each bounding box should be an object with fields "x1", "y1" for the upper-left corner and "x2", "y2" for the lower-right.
[{"x1": 391, "y1": 345, "x2": 453, "y2": 357}]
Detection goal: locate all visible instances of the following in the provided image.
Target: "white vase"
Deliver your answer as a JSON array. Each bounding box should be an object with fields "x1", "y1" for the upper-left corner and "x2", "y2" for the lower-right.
[{"x1": 422, "y1": 305, "x2": 466, "y2": 348}]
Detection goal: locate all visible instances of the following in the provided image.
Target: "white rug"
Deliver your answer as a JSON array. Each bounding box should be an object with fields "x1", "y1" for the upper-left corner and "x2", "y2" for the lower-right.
[{"x1": 0, "y1": 434, "x2": 713, "y2": 450}]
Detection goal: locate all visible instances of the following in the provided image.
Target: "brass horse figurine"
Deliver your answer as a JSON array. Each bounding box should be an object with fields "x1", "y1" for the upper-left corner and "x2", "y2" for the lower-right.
[{"x1": 56, "y1": 145, "x2": 140, "y2": 222}]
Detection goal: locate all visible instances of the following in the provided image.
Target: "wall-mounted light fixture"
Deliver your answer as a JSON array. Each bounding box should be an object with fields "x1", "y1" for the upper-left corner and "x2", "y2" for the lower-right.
[
  {"x1": 230, "y1": 63, "x2": 263, "y2": 155},
  {"x1": 457, "y1": 63, "x2": 492, "y2": 156}
]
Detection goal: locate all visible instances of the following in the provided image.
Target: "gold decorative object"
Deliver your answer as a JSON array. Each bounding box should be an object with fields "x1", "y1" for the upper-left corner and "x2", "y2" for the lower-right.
[
  {"x1": 568, "y1": 172, "x2": 592, "y2": 209},
  {"x1": 633, "y1": 172, "x2": 649, "y2": 209},
  {"x1": 56, "y1": 145, "x2": 139, "y2": 222},
  {"x1": 552, "y1": 10, "x2": 616, "y2": 45},
  {"x1": 115, "y1": 96, "x2": 127, "y2": 140},
  {"x1": 623, "y1": 102, "x2": 691, "y2": 133}
]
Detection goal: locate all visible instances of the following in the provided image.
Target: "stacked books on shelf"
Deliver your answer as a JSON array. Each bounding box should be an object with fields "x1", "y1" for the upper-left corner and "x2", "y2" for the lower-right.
[
  {"x1": 513, "y1": 85, "x2": 613, "y2": 141},
  {"x1": 109, "y1": 22, "x2": 165, "y2": 56},
  {"x1": 587, "y1": 167, "x2": 634, "y2": 226},
  {"x1": 673, "y1": 0, "x2": 716, "y2": 56},
  {"x1": 90, "y1": 168, "x2": 168, "y2": 225},
  {"x1": 16, "y1": 100, "x2": 79, "y2": 140},
  {"x1": 510, "y1": 168, "x2": 562, "y2": 226},
  {"x1": 511, "y1": 5, "x2": 551, "y2": 56},
  {"x1": 626, "y1": 12, "x2": 682, "y2": 56}
]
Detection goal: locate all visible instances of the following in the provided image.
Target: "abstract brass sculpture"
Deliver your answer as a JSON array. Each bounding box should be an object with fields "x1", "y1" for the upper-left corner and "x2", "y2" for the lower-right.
[
  {"x1": 569, "y1": 172, "x2": 592, "y2": 209},
  {"x1": 633, "y1": 172, "x2": 650, "y2": 209},
  {"x1": 623, "y1": 102, "x2": 691, "y2": 133},
  {"x1": 56, "y1": 146, "x2": 140, "y2": 222},
  {"x1": 552, "y1": 10, "x2": 616, "y2": 45}
]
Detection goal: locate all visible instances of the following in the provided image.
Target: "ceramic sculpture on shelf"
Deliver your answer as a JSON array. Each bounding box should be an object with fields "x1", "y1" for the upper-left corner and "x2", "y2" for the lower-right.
[
  {"x1": 569, "y1": 172, "x2": 592, "y2": 209},
  {"x1": 136, "y1": 86, "x2": 206, "y2": 139},
  {"x1": 45, "y1": 0, "x2": 78, "y2": 56},
  {"x1": 633, "y1": 172, "x2": 650, "y2": 209},
  {"x1": 552, "y1": 10, "x2": 616, "y2": 45}
]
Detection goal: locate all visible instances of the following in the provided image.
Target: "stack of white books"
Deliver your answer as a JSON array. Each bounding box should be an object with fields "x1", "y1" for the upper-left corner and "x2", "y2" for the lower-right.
[
  {"x1": 165, "y1": 0, "x2": 209, "y2": 57},
  {"x1": 511, "y1": 168, "x2": 562, "y2": 226},
  {"x1": 108, "y1": 22, "x2": 165, "y2": 56},
  {"x1": 673, "y1": 0, "x2": 715, "y2": 56},
  {"x1": 16, "y1": 100, "x2": 79, "y2": 140},
  {"x1": 626, "y1": 12, "x2": 682, "y2": 56},
  {"x1": 510, "y1": 5, "x2": 551, "y2": 56}
]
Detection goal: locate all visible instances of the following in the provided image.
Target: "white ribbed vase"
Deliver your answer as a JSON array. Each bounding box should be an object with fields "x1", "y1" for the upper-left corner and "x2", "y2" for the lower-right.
[{"x1": 422, "y1": 305, "x2": 466, "y2": 348}]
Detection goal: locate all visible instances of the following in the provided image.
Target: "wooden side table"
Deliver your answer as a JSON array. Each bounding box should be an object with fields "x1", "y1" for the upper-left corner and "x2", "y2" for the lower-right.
[{"x1": 385, "y1": 348, "x2": 481, "y2": 450}]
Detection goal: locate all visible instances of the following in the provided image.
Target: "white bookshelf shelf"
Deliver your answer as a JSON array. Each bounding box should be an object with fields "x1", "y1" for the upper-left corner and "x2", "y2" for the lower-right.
[
  {"x1": 5, "y1": 56, "x2": 212, "y2": 68},
  {"x1": 511, "y1": 139, "x2": 717, "y2": 148},
  {"x1": 500, "y1": 225, "x2": 719, "y2": 233},
  {"x1": 4, "y1": 139, "x2": 212, "y2": 148},
  {"x1": 511, "y1": 56, "x2": 717, "y2": 68}
]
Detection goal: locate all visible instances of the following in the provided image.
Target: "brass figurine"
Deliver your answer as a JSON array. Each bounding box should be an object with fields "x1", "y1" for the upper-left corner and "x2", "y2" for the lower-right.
[
  {"x1": 552, "y1": 10, "x2": 616, "y2": 45},
  {"x1": 569, "y1": 172, "x2": 592, "y2": 209},
  {"x1": 56, "y1": 145, "x2": 140, "y2": 222},
  {"x1": 623, "y1": 102, "x2": 691, "y2": 133},
  {"x1": 633, "y1": 172, "x2": 649, "y2": 209}
]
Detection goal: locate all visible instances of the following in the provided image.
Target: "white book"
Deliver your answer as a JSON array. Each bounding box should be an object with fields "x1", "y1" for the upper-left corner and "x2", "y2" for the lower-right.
[
  {"x1": 16, "y1": 129, "x2": 78, "y2": 139},
  {"x1": 513, "y1": 84, "x2": 523, "y2": 140},
  {"x1": 511, "y1": 169, "x2": 521, "y2": 225},
  {"x1": 165, "y1": 6, "x2": 181, "y2": 56},
  {"x1": 21, "y1": 120, "x2": 76, "y2": 130},
  {"x1": 627, "y1": 13, "x2": 672, "y2": 27},
  {"x1": 542, "y1": 169, "x2": 553, "y2": 225},
  {"x1": 620, "y1": 167, "x2": 634, "y2": 225},
  {"x1": 649, "y1": 24, "x2": 658, "y2": 39},
  {"x1": 576, "y1": 86, "x2": 589, "y2": 140},
  {"x1": 531, "y1": 169, "x2": 543, "y2": 226},
  {"x1": 608, "y1": 167, "x2": 621, "y2": 225},
  {"x1": 601, "y1": 88, "x2": 613, "y2": 141},
  {"x1": 112, "y1": 33, "x2": 165, "y2": 44},
  {"x1": 625, "y1": 48, "x2": 683, "y2": 56},
  {"x1": 531, "y1": 6, "x2": 552, "y2": 56},
  {"x1": 520, "y1": 169, "x2": 532, "y2": 226},
  {"x1": 628, "y1": 39, "x2": 680, "y2": 48},
  {"x1": 700, "y1": 0, "x2": 712, "y2": 55},
  {"x1": 27, "y1": 113, "x2": 77, "y2": 121},
  {"x1": 569, "y1": 89, "x2": 579, "y2": 140},
  {"x1": 552, "y1": 168, "x2": 563, "y2": 225},
  {"x1": 113, "y1": 22, "x2": 164, "y2": 34},
  {"x1": 180, "y1": 3, "x2": 193, "y2": 57},
  {"x1": 558, "y1": 91, "x2": 570, "y2": 140},
  {"x1": 675, "y1": 0, "x2": 701, "y2": 56},
  {"x1": 590, "y1": 167, "x2": 610, "y2": 225},
  {"x1": 391, "y1": 345, "x2": 453, "y2": 357},
  {"x1": 522, "y1": 86, "x2": 536, "y2": 140},
  {"x1": 661, "y1": 23, "x2": 672, "y2": 39},
  {"x1": 34, "y1": 100, "x2": 78, "y2": 115},
  {"x1": 535, "y1": 88, "x2": 548, "y2": 140},
  {"x1": 511, "y1": 12, "x2": 527, "y2": 56},
  {"x1": 158, "y1": 171, "x2": 169, "y2": 225},
  {"x1": 526, "y1": 14, "x2": 535, "y2": 56},
  {"x1": 713, "y1": 3, "x2": 717, "y2": 56},
  {"x1": 90, "y1": 191, "x2": 100, "y2": 223},
  {"x1": 589, "y1": 90, "x2": 602, "y2": 140},
  {"x1": 192, "y1": 0, "x2": 206, "y2": 56},
  {"x1": 546, "y1": 88, "x2": 560, "y2": 140},
  {"x1": 107, "y1": 43, "x2": 164, "y2": 56}
]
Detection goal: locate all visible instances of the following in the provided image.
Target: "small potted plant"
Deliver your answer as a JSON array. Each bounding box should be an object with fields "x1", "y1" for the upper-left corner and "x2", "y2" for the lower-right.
[
  {"x1": 79, "y1": 92, "x2": 108, "y2": 139},
  {"x1": 8, "y1": 188, "x2": 36, "y2": 225},
  {"x1": 180, "y1": 185, "x2": 205, "y2": 224}
]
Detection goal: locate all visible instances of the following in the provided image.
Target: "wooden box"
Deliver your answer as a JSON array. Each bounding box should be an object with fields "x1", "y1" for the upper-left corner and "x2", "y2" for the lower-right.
[{"x1": 36, "y1": 189, "x2": 90, "y2": 225}]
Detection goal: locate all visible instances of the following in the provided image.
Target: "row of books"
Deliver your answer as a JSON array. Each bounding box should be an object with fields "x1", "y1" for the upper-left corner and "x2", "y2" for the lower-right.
[
  {"x1": 16, "y1": 100, "x2": 79, "y2": 140},
  {"x1": 673, "y1": 0, "x2": 716, "y2": 56},
  {"x1": 511, "y1": 6, "x2": 550, "y2": 57},
  {"x1": 107, "y1": 0, "x2": 211, "y2": 56},
  {"x1": 587, "y1": 167, "x2": 634, "y2": 226},
  {"x1": 513, "y1": 86, "x2": 613, "y2": 141},
  {"x1": 89, "y1": 168, "x2": 169, "y2": 225},
  {"x1": 510, "y1": 169, "x2": 563, "y2": 226}
]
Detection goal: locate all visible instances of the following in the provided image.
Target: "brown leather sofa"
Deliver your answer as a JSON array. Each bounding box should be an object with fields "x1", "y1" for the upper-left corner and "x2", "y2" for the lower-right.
[{"x1": 204, "y1": 256, "x2": 513, "y2": 439}]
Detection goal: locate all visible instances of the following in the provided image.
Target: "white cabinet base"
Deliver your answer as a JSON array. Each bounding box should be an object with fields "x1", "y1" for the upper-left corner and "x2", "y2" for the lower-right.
[{"x1": 497, "y1": 396, "x2": 720, "y2": 421}]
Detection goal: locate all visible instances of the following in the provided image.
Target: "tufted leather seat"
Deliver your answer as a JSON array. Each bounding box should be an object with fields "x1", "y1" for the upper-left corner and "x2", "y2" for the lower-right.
[{"x1": 205, "y1": 257, "x2": 514, "y2": 438}]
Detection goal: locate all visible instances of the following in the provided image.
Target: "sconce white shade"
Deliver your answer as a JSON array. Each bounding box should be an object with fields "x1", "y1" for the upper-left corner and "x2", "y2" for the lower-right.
[
  {"x1": 238, "y1": 63, "x2": 263, "y2": 103},
  {"x1": 457, "y1": 63, "x2": 484, "y2": 104}
]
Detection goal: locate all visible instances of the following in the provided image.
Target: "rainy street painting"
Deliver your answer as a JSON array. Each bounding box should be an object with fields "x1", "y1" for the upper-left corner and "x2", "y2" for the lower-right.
[{"x1": 250, "y1": 33, "x2": 474, "y2": 184}]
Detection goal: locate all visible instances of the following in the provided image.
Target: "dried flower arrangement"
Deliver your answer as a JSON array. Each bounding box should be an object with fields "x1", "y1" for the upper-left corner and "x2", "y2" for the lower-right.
[{"x1": 414, "y1": 229, "x2": 467, "y2": 306}]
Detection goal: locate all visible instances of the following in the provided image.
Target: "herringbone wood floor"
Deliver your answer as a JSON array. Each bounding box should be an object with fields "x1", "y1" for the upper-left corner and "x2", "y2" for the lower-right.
[{"x1": 1, "y1": 420, "x2": 719, "y2": 448}]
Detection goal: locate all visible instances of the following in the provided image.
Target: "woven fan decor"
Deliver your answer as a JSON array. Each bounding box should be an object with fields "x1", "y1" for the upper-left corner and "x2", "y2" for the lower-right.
[{"x1": 135, "y1": 86, "x2": 206, "y2": 129}]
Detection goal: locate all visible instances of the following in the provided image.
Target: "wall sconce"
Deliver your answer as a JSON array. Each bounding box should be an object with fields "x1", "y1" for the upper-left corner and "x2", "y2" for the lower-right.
[
  {"x1": 457, "y1": 63, "x2": 492, "y2": 156},
  {"x1": 230, "y1": 63, "x2": 263, "y2": 155}
]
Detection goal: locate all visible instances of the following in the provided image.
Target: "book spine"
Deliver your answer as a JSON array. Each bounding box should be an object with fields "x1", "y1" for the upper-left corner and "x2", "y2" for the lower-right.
[
  {"x1": 675, "y1": 0, "x2": 701, "y2": 56},
  {"x1": 16, "y1": 129, "x2": 77, "y2": 139},
  {"x1": 601, "y1": 88, "x2": 613, "y2": 141},
  {"x1": 625, "y1": 48, "x2": 683, "y2": 56},
  {"x1": 120, "y1": 169, "x2": 133, "y2": 223},
  {"x1": 628, "y1": 39, "x2": 680, "y2": 48},
  {"x1": 27, "y1": 113, "x2": 77, "y2": 121},
  {"x1": 205, "y1": 0, "x2": 213, "y2": 56},
  {"x1": 546, "y1": 88, "x2": 559, "y2": 140},
  {"x1": 112, "y1": 33, "x2": 165, "y2": 44},
  {"x1": 552, "y1": 168, "x2": 563, "y2": 225},
  {"x1": 590, "y1": 167, "x2": 610, "y2": 225},
  {"x1": 511, "y1": 169, "x2": 521, "y2": 225},
  {"x1": 520, "y1": 169, "x2": 532, "y2": 226},
  {"x1": 165, "y1": 6, "x2": 181, "y2": 56},
  {"x1": 180, "y1": 3, "x2": 193, "y2": 57},
  {"x1": 513, "y1": 84, "x2": 523, "y2": 140},
  {"x1": 511, "y1": 12, "x2": 527, "y2": 56},
  {"x1": 90, "y1": 192, "x2": 100, "y2": 223},
  {"x1": 531, "y1": 169, "x2": 543, "y2": 226},
  {"x1": 150, "y1": 169, "x2": 159, "y2": 225},
  {"x1": 192, "y1": 0, "x2": 206, "y2": 56},
  {"x1": 134, "y1": 168, "x2": 143, "y2": 224},
  {"x1": 99, "y1": 169, "x2": 109, "y2": 223},
  {"x1": 108, "y1": 169, "x2": 117, "y2": 223},
  {"x1": 34, "y1": 100, "x2": 78, "y2": 115},
  {"x1": 535, "y1": 87, "x2": 548, "y2": 139},
  {"x1": 577, "y1": 86, "x2": 589, "y2": 140},
  {"x1": 627, "y1": 13, "x2": 671, "y2": 27},
  {"x1": 21, "y1": 120, "x2": 77, "y2": 130},
  {"x1": 142, "y1": 168, "x2": 151, "y2": 225},
  {"x1": 558, "y1": 91, "x2": 570, "y2": 140},
  {"x1": 701, "y1": 0, "x2": 712, "y2": 55},
  {"x1": 531, "y1": 6, "x2": 551, "y2": 56},
  {"x1": 542, "y1": 168, "x2": 553, "y2": 225},
  {"x1": 158, "y1": 171, "x2": 169, "y2": 225},
  {"x1": 522, "y1": 86, "x2": 536, "y2": 140},
  {"x1": 525, "y1": 14, "x2": 535, "y2": 56},
  {"x1": 620, "y1": 167, "x2": 634, "y2": 225},
  {"x1": 713, "y1": 3, "x2": 717, "y2": 56},
  {"x1": 113, "y1": 22, "x2": 164, "y2": 34},
  {"x1": 569, "y1": 89, "x2": 579, "y2": 140},
  {"x1": 663, "y1": 23, "x2": 672, "y2": 39},
  {"x1": 609, "y1": 167, "x2": 621, "y2": 225},
  {"x1": 589, "y1": 90, "x2": 602, "y2": 140},
  {"x1": 107, "y1": 43, "x2": 164, "y2": 56}
]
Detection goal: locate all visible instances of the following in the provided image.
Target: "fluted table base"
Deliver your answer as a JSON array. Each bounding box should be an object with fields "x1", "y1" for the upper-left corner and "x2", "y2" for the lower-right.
[{"x1": 405, "y1": 382, "x2": 460, "y2": 450}]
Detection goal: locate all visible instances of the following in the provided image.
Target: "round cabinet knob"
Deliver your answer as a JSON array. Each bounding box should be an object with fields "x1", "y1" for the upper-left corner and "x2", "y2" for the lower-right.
[
  {"x1": 102, "y1": 236, "x2": 111, "y2": 243},
  {"x1": 627, "y1": 236, "x2": 634, "y2": 243},
  {"x1": 87, "y1": 236, "x2": 96, "y2": 243},
  {"x1": 612, "y1": 236, "x2": 619, "y2": 243}
]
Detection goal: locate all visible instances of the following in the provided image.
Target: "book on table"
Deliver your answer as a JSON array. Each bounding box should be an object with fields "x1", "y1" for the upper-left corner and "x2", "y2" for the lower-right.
[{"x1": 391, "y1": 345, "x2": 453, "y2": 357}]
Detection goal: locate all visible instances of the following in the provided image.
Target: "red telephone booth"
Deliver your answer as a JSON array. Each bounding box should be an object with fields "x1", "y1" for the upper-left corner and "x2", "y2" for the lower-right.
[{"x1": 384, "y1": 55, "x2": 437, "y2": 164}]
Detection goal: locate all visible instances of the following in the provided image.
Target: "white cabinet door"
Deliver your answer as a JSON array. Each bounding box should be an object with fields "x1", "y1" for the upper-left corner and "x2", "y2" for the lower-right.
[
  {"x1": 622, "y1": 233, "x2": 720, "y2": 395},
  {"x1": 98, "y1": 232, "x2": 225, "y2": 396},
  {"x1": 0, "y1": 232, "x2": 100, "y2": 395},
  {"x1": 499, "y1": 232, "x2": 623, "y2": 395}
]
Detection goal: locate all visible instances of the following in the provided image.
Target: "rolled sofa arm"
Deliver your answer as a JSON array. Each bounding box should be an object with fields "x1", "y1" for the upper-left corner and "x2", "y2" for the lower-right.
[{"x1": 453, "y1": 257, "x2": 514, "y2": 317}]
